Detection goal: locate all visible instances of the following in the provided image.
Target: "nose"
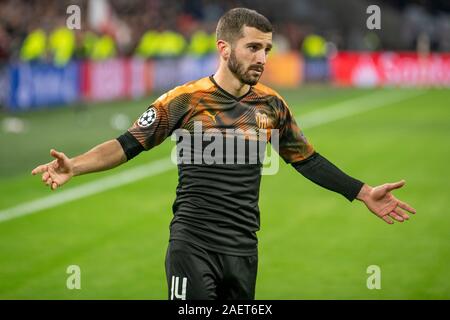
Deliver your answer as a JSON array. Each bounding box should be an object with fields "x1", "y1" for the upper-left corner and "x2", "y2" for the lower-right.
[{"x1": 255, "y1": 50, "x2": 266, "y2": 65}]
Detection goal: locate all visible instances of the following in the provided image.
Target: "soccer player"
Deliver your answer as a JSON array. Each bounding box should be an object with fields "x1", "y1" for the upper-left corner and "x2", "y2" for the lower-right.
[{"x1": 31, "y1": 8, "x2": 416, "y2": 300}]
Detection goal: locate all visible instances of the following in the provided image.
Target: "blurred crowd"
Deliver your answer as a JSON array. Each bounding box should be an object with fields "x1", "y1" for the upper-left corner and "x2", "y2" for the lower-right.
[{"x1": 0, "y1": 0, "x2": 449, "y2": 64}]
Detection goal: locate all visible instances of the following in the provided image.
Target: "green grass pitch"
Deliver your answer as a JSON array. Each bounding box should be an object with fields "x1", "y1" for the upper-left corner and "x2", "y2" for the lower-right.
[{"x1": 0, "y1": 86, "x2": 449, "y2": 299}]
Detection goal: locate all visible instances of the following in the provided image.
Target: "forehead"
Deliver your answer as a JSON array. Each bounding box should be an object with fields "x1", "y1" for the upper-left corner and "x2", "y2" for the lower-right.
[{"x1": 238, "y1": 26, "x2": 272, "y2": 45}]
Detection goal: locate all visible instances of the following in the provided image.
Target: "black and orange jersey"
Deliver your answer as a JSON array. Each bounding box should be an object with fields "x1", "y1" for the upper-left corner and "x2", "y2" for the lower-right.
[{"x1": 118, "y1": 75, "x2": 314, "y2": 256}]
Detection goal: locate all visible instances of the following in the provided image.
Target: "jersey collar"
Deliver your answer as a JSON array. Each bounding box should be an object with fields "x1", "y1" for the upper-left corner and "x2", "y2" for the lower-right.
[{"x1": 209, "y1": 75, "x2": 253, "y2": 101}]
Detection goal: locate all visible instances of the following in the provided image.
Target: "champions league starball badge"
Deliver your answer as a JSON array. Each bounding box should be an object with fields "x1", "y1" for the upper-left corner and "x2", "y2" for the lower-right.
[{"x1": 138, "y1": 107, "x2": 157, "y2": 128}]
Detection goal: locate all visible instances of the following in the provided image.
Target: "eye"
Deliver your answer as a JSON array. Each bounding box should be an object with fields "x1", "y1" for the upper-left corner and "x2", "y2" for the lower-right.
[{"x1": 249, "y1": 45, "x2": 258, "y2": 52}]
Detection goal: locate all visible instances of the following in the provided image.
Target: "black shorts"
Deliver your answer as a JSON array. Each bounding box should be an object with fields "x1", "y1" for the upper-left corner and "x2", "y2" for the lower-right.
[{"x1": 165, "y1": 239, "x2": 258, "y2": 300}]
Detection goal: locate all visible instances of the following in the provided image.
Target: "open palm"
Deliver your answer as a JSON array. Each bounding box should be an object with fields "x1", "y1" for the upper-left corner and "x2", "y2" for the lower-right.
[
  {"x1": 31, "y1": 149, "x2": 74, "y2": 190},
  {"x1": 361, "y1": 180, "x2": 416, "y2": 224}
]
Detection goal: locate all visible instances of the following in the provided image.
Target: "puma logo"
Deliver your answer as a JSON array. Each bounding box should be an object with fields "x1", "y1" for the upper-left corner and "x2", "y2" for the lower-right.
[{"x1": 202, "y1": 110, "x2": 218, "y2": 123}]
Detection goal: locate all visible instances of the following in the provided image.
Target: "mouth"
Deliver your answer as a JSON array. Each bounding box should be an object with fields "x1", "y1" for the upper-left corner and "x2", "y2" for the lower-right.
[
  {"x1": 249, "y1": 68, "x2": 263, "y2": 75},
  {"x1": 249, "y1": 66, "x2": 264, "y2": 73}
]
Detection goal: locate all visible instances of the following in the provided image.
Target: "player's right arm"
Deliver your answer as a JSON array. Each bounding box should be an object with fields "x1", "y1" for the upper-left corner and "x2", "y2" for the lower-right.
[
  {"x1": 32, "y1": 82, "x2": 196, "y2": 191},
  {"x1": 31, "y1": 139, "x2": 126, "y2": 191}
]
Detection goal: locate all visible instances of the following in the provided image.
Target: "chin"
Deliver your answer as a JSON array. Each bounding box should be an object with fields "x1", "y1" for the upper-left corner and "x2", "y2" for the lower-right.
[
  {"x1": 249, "y1": 78, "x2": 261, "y2": 86},
  {"x1": 242, "y1": 76, "x2": 260, "y2": 86}
]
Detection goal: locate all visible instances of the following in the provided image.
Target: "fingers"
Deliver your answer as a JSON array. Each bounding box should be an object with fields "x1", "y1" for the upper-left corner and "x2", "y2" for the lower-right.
[
  {"x1": 385, "y1": 180, "x2": 405, "y2": 192},
  {"x1": 41, "y1": 171, "x2": 50, "y2": 182},
  {"x1": 393, "y1": 207, "x2": 410, "y2": 220},
  {"x1": 50, "y1": 149, "x2": 67, "y2": 161},
  {"x1": 397, "y1": 200, "x2": 416, "y2": 214},
  {"x1": 31, "y1": 164, "x2": 48, "y2": 175},
  {"x1": 32, "y1": 149, "x2": 65, "y2": 175},
  {"x1": 389, "y1": 211, "x2": 404, "y2": 223},
  {"x1": 381, "y1": 215, "x2": 394, "y2": 225},
  {"x1": 44, "y1": 176, "x2": 60, "y2": 190},
  {"x1": 37, "y1": 168, "x2": 60, "y2": 190},
  {"x1": 380, "y1": 206, "x2": 413, "y2": 225},
  {"x1": 32, "y1": 151, "x2": 65, "y2": 191},
  {"x1": 379, "y1": 207, "x2": 408, "y2": 225}
]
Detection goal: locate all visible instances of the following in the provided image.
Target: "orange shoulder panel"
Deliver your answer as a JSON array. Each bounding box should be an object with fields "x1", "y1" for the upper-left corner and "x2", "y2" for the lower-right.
[
  {"x1": 253, "y1": 82, "x2": 289, "y2": 106},
  {"x1": 153, "y1": 77, "x2": 215, "y2": 107}
]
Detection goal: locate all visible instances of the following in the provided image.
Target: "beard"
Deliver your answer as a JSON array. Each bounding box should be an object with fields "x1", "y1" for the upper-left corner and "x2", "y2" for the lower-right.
[{"x1": 227, "y1": 50, "x2": 264, "y2": 86}]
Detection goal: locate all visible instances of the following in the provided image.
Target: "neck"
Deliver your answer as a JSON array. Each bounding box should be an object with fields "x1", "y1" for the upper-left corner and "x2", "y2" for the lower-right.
[{"x1": 213, "y1": 64, "x2": 250, "y2": 98}]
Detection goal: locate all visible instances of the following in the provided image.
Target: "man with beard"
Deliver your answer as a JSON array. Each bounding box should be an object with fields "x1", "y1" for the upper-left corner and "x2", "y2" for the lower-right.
[{"x1": 32, "y1": 8, "x2": 416, "y2": 300}]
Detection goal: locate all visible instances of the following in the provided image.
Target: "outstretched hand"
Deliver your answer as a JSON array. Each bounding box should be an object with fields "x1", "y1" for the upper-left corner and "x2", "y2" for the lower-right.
[
  {"x1": 357, "y1": 180, "x2": 416, "y2": 224},
  {"x1": 31, "y1": 149, "x2": 74, "y2": 190}
]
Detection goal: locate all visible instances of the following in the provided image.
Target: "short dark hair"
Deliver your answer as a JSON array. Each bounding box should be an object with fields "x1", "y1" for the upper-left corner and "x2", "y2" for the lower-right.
[{"x1": 216, "y1": 8, "x2": 273, "y2": 44}]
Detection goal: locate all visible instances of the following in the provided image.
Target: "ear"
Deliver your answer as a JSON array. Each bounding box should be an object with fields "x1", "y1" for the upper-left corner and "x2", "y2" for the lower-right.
[{"x1": 217, "y1": 40, "x2": 231, "y2": 60}]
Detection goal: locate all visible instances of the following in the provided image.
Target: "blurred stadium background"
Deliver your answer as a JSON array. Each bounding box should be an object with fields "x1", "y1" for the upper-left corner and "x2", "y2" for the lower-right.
[{"x1": 0, "y1": 0, "x2": 449, "y2": 299}]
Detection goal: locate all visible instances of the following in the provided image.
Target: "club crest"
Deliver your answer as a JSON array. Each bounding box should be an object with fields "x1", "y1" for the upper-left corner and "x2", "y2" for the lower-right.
[{"x1": 255, "y1": 111, "x2": 269, "y2": 129}]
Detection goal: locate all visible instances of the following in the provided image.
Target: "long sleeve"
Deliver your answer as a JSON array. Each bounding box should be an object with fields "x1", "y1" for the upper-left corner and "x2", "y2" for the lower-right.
[{"x1": 292, "y1": 152, "x2": 364, "y2": 201}]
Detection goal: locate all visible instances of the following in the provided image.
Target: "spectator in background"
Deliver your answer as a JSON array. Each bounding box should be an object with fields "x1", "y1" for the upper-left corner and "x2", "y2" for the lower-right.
[
  {"x1": 187, "y1": 28, "x2": 216, "y2": 56},
  {"x1": 301, "y1": 34, "x2": 327, "y2": 58},
  {"x1": 88, "y1": 32, "x2": 117, "y2": 60},
  {"x1": 20, "y1": 25, "x2": 47, "y2": 63},
  {"x1": 1, "y1": 0, "x2": 449, "y2": 64},
  {"x1": 436, "y1": 13, "x2": 450, "y2": 51},
  {"x1": 48, "y1": 19, "x2": 76, "y2": 66},
  {"x1": 0, "y1": 24, "x2": 11, "y2": 62}
]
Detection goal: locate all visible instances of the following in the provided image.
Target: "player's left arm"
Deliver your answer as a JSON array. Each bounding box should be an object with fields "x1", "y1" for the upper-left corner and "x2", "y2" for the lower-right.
[
  {"x1": 292, "y1": 154, "x2": 416, "y2": 224},
  {"x1": 276, "y1": 98, "x2": 416, "y2": 225}
]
